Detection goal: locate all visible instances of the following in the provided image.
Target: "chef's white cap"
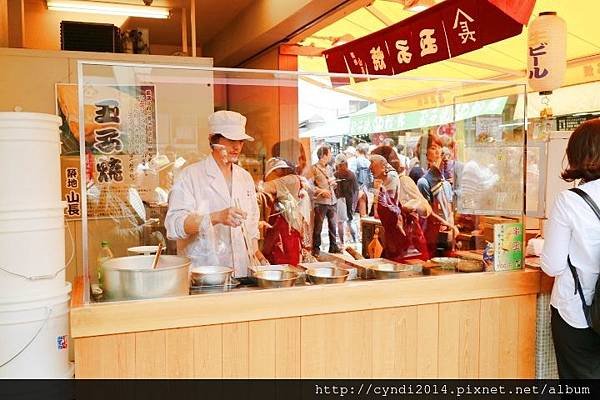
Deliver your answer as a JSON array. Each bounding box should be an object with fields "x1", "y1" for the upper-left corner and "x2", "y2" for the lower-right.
[{"x1": 208, "y1": 110, "x2": 254, "y2": 141}]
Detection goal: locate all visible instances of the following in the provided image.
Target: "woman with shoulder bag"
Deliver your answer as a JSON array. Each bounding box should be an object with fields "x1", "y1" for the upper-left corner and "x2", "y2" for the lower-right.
[{"x1": 541, "y1": 119, "x2": 600, "y2": 379}]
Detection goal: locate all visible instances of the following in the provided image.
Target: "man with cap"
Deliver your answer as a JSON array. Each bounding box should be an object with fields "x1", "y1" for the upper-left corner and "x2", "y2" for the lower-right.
[{"x1": 165, "y1": 110, "x2": 265, "y2": 277}]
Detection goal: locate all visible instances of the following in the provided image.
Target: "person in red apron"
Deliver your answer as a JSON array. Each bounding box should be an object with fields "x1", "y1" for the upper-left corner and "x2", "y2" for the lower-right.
[
  {"x1": 369, "y1": 154, "x2": 429, "y2": 262},
  {"x1": 259, "y1": 158, "x2": 306, "y2": 265}
]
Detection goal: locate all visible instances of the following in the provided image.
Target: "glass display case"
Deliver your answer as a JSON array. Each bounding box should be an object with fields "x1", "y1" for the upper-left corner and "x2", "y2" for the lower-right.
[
  {"x1": 526, "y1": 130, "x2": 574, "y2": 218},
  {"x1": 71, "y1": 61, "x2": 527, "y2": 304}
]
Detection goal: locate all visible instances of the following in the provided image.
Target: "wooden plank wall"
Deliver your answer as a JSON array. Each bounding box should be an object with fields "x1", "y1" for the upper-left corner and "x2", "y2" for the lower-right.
[{"x1": 75, "y1": 294, "x2": 536, "y2": 378}]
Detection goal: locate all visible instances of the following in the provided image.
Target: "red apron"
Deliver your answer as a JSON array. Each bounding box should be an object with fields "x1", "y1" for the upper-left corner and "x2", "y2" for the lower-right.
[
  {"x1": 262, "y1": 177, "x2": 302, "y2": 265},
  {"x1": 376, "y1": 189, "x2": 429, "y2": 262}
]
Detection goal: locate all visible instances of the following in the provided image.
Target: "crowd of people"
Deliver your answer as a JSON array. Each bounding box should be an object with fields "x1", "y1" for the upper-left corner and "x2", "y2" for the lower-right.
[
  {"x1": 166, "y1": 110, "x2": 464, "y2": 276},
  {"x1": 258, "y1": 128, "x2": 460, "y2": 264}
]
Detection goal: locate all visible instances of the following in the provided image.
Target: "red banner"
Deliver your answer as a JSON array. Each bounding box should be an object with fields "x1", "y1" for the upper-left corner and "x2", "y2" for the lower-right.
[
  {"x1": 323, "y1": 0, "x2": 535, "y2": 78},
  {"x1": 488, "y1": 0, "x2": 537, "y2": 25}
]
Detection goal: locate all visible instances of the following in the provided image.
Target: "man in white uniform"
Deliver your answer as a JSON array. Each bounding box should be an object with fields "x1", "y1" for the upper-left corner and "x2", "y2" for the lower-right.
[{"x1": 165, "y1": 111, "x2": 264, "y2": 277}]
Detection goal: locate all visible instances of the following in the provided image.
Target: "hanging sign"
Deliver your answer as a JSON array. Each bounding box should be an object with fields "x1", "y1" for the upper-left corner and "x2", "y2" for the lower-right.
[
  {"x1": 323, "y1": 0, "x2": 535, "y2": 79},
  {"x1": 527, "y1": 12, "x2": 567, "y2": 95}
]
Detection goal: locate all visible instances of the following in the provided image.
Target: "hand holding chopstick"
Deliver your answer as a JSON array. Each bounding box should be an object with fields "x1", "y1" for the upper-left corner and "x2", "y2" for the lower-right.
[{"x1": 234, "y1": 198, "x2": 261, "y2": 267}]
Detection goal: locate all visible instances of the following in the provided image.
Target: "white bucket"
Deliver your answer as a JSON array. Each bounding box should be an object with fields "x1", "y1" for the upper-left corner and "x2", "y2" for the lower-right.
[
  {"x1": 0, "y1": 112, "x2": 62, "y2": 210},
  {"x1": 0, "y1": 207, "x2": 67, "y2": 297},
  {"x1": 0, "y1": 283, "x2": 71, "y2": 378}
]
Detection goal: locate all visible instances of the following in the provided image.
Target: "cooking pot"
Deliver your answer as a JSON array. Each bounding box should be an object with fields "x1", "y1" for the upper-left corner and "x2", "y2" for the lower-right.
[{"x1": 101, "y1": 255, "x2": 191, "y2": 301}]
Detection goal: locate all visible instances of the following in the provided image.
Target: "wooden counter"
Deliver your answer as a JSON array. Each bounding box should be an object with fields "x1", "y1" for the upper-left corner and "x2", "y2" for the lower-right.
[{"x1": 71, "y1": 269, "x2": 541, "y2": 378}]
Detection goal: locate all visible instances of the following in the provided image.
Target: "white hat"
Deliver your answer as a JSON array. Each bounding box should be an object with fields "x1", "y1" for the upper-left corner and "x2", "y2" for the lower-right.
[
  {"x1": 265, "y1": 157, "x2": 292, "y2": 178},
  {"x1": 208, "y1": 110, "x2": 254, "y2": 141},
  {"x1": 344, "y1": 146, "x2": 356, "y2": 156},
  {"x1": 335, "y1": 153, "x2": 348, "y2": 165}
]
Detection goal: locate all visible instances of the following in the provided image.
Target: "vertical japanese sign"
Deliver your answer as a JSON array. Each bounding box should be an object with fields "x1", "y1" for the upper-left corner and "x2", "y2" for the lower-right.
[
  {"x1": 61, "y1": 157, "x2": 82, "y2": 220},
  {"x1": 323, "y1": 0, "x2": 531, "y2": 80},
  {"x1": 493, "y1": 222, "x2": 523, "y2": 271},
  {"x1": 57, "y1": 84, "x2": 159, "y2": 219}
]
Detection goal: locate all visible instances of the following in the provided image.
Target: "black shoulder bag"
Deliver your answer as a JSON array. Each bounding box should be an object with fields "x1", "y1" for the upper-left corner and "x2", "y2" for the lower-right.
[{"x1": 567, "y1": 187, "x2": 600, "y2": 335}]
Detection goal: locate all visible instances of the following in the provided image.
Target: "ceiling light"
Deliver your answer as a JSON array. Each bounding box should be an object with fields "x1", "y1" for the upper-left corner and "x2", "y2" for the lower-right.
[
  {"x1": 401, "y1": 0, "x2": 436, "y2": 13},
  {"x1": 47, "y1": 1, "x2": 170, "y2": 19}
]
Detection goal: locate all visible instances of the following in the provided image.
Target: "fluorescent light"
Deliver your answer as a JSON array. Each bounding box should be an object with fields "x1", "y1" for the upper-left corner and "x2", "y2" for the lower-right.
[
  {"x1": 498, "y1": 122, "x2": 524, "y2": 128},
  {"x1": 407, "y1": 5, "x2": 427, "y2": 12},
  {"x1": 571, "y1": 111, "x2": 600, "y2": 116},
  {"x1": 402, "y1": 0, "x2": 435, "y2": 13},
  {"x1": 47, "y1": 1, "x2": 170, "y2": 19}
]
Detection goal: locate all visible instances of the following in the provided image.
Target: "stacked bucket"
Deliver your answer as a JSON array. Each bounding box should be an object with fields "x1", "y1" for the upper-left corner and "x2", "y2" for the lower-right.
[{"x1": 0, "y1": 112, "x2": 72, "y2": 378}]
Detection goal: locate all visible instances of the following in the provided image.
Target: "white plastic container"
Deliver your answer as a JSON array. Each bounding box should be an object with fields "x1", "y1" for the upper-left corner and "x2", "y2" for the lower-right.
[
  {"x1": 0, "y1": 283, "x2": 71, "y2": 378},
  {"x1": 0, "y1": 207, "x2": 66, "y2": 297},
  {"x1": 0, "y1": 112, "x2": 62, "y2": 210}
]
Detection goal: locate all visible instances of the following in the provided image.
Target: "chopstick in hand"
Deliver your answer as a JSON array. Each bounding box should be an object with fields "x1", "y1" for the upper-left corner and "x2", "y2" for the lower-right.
[{"x1": 234, "y1": 199, "x2": 260, "y2": 267}]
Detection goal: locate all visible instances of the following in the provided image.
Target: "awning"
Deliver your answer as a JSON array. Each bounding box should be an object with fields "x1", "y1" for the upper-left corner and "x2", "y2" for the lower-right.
[
  {"x1": 349, "y1": 96, "x2": 507, "y2": 135},
  {"x1": 297, "y1": 0, "x2": 600, "y2": 114},
  {"x1": 514, "y1": 81, "x2": 600, "y2": 119},
  {"x1": 299, "y1": 116, "x2": 350, "y2": 139},
  {"x1": 323, "y1": 0, "x2": 531, "y2": 78}
]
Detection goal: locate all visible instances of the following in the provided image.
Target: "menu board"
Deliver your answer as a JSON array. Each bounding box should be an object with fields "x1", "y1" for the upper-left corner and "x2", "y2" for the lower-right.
[
  {"x1": 493, "y1": 223, "x2": 523, "y2": 271},
  {"x1": 556, "y1": 114, "x2": 595, "y2": 131},
  {"x1": 475, "y1": 115, "x2": 503, "y2": 142}
]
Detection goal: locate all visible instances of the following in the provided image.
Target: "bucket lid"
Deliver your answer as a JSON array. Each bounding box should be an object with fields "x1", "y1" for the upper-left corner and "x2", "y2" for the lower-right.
[
  {"x1": 0, "y1": 112, "x2": 62, "y2": 125},
  {"x1": 0, "y1": 205, "x2": 66, "y2": 220},
  {"x1": 0, "y1": 282, "x2": 71, "y2": 306}
]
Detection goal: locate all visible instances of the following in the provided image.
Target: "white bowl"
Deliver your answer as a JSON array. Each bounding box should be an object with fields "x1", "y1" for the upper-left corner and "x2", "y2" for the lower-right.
[{"x1": 127, "y1": 245, "x2": 164, "y2": 255}]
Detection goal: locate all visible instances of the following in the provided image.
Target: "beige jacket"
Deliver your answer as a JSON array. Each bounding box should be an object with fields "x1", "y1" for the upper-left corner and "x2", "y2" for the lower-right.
[{"x1": 384, "y1": 171, "x2": 432, "y2": 217}]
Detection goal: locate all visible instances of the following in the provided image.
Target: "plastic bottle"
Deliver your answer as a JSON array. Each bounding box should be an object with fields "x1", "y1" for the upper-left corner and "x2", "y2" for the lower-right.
[{"x1": 96, "y1": 240, "x2": 114, "y2": 286}]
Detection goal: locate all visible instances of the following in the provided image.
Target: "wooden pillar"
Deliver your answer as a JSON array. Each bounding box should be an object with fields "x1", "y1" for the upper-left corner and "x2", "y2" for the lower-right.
[
  {"x1": 190, "y1": 0, "x2": 196, "y2": 57},
  {"x1": 181, "y1": 8, "x2": 188, "y2": 54},
  {"x1": 277, "y1": 50, "x2": 301, "y2": 163},
  {"x1": 8, "y1": 0, "x2": 24, "y2": 48},
  {"x1": 225, "y1": 46, "x2": 300, "y2": 179},
  {"x1": 0, "y1": 0, "x2": 8, "y2": 47}
]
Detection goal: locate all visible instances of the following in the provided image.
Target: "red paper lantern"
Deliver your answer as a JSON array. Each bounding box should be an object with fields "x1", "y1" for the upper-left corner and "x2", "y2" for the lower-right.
[{"x1": 527, "y1": 12, "x2": 567, "y2": 95}]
